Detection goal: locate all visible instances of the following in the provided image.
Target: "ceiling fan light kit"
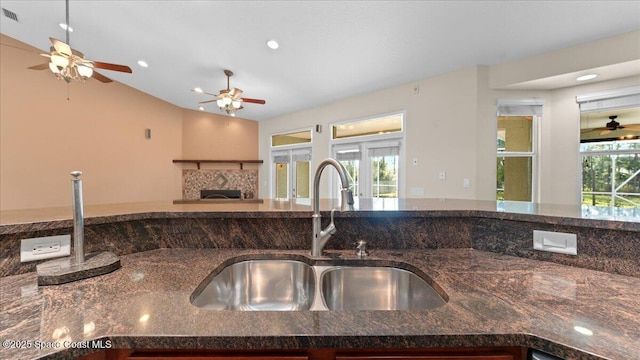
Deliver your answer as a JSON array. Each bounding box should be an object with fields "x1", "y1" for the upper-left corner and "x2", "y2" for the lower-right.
[{"x1": 49, "y1": 62, "x2": 93, "y2": 81}]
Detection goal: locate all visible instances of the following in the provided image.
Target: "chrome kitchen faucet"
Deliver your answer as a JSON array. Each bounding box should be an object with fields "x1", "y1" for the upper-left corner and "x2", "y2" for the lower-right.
[{"x1": 311, "y1": 158, "x2": 354, "y2": 257}]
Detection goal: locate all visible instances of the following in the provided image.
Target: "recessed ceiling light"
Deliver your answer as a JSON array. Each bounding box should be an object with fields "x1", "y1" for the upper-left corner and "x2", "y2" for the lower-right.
[
  {"x1": 266, "y1": 40, "x2": 279, "y2": 50},
  {"x1": 59, "y1": 23, "x2": 73, "y2": 32},
  {"x1": 193, "y1": 87, "x2": 203, "y2": 94},
  {"x1": 198, "y1": 106, "x2": 205, "y2": 111},
  {"x1": 137, "y1": 60, "x2": 148, "y2": 68},
  {"x1": 576, "y1": 74, "x2": 598, "y2": 81}
]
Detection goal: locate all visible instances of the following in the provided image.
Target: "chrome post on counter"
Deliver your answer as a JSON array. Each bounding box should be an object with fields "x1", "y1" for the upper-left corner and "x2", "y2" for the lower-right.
[{"x1": 71, "y1": 171, "x2": 85, "y2": 264}]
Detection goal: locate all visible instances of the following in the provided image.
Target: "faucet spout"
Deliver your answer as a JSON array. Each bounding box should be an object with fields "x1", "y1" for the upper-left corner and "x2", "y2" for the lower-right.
[{"x1": 311, "y1": 158, "x2": 354, "y2": 257}]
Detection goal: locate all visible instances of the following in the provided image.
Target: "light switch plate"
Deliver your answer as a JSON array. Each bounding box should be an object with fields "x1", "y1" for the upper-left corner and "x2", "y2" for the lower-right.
[
  {"x1": 20, "y1": 235, "x2": 71, "y2": 262},
  {"x1": 533, "y1": 230, "x2": 577, "y2": 255}
]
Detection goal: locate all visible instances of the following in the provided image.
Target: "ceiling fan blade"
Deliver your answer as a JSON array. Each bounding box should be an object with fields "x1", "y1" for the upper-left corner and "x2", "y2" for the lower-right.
[
  {"x1": 599, "y1": 129, "x2": 613, "y2": 136},
  {"x1": 28, "y1": 63, "x2": 50, "y2": 70},
  {"x1": 199, "y1": 99, "x2": 219, "y2": 104},
  {"x1": 191, "y1": 89, "x2": 219, "y2": 97},
  {"x1": 623, "y1": 125, "x2": 640, "y2": 131},
  {"x1": 241, "y1": 98, "x2": 266, "y2": 105},
  {"x1": 92, "y1": 71, "x2": 113, "y2": 83},
  {"x1": 92, "y1": 61, "x2": 132, "y2": 73},
  {"x1": 49, "y1": 37, "x2": 72, "y2": 57}
]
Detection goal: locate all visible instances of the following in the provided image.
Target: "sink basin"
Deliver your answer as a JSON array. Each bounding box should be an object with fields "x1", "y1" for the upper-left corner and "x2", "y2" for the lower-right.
[
  {"x1": 191, "y1": 260, "x2": 315, "y2": 311},
  {"x1": 320, "y1": 266, "x2": 446, "y2": 311}
]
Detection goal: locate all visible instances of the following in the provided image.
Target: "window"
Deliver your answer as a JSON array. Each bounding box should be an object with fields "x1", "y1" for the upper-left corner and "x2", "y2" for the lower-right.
[
  {"x1": 332, "y1": 114, "x2": 402, "y2": 139},
  {"x1": 577, "y1": 87, "x2": 640, "y2": 210},
  {"x1": 270, "y1": 130, "x2": 312, "y2": 201},
  {"x1": 496, "y1": 99, "x2": 542, "y2": 202},
  {"x1": 271, "y1": 130, "x2": 312, "y2": 147},
  {"x1": 332, "y1": 113, "x2": 404, "y2": 199}
]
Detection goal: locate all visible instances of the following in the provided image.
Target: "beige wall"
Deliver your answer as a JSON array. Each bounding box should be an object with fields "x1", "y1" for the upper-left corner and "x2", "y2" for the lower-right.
[
  {"x1": 1, "y1": 35, "x2": 259, "y2": 210},
  {"x1": 489, "y1": 30, "x2": 640, "y2": 88},
  {"x1": 259, "y1": 66, "x2": 491, "y2": 200},
  {"x1": 181, "y1": 109, "x2": 258, "y2": 160}
]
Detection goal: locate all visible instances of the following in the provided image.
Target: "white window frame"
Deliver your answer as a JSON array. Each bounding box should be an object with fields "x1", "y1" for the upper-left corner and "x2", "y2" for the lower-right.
[
  {"x1": 329, "y1": 111, "x2": 406, "y2": 199},
  {"x1": 496, "y1": 99, "x2": 542, "y2": 203}
]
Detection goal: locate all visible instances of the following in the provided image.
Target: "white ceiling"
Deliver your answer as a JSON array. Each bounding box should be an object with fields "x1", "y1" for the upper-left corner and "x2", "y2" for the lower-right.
[{"x1": 1, "y1": 1, "x2": 639, "y2": 121}]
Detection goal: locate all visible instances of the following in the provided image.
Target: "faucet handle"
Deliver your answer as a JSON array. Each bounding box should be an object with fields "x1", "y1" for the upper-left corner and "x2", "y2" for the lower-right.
[{"x1": 355, "y1": 240, "x2": 369, "y2": 258}]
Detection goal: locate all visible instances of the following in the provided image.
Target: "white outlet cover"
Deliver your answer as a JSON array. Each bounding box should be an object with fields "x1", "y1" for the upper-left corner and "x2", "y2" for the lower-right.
[
  {"x1": 20, "y1": 234, "x2": 71, "y2": 262},
  {"x1": 533, "y1": 230, "x2": 577, "y2": 255}
]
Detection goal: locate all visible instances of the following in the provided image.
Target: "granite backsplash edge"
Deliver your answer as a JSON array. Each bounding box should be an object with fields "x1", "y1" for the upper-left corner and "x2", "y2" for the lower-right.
[{"x1": 1, "y1": 214, "x2": 638, "y2": 278}]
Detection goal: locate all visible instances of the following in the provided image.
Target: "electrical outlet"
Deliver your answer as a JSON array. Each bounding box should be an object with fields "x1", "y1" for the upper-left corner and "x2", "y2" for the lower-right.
[
  {"x1": 533, "y1": 230, "x2": 577, "y2": 255},
  {"x1": 463, "y1": 178, "x2": 471, "y2": 188},
  {"x1": 20, "y1": 235, "x2": 71, "y2": 262}
]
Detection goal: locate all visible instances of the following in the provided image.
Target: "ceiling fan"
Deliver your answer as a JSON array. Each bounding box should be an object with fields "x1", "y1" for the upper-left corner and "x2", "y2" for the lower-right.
[
  {"x1": 27, "y1": 0, "x2": 132, "y2": 83},
  {"x1": 581, "y1": 115, "x2": 640, "y2": 136},
  {"x1": 193, "y1": 69, "x2": 266, "y2": 116}
]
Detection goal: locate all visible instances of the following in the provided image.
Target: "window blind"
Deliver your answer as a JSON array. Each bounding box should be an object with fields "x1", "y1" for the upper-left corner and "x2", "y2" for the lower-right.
[
  {"x1": 497, "y1": 99, "x2": 544, "y2": 116},
  {"x1": 368, "y1": 146, "x2": 400, "y2": 157},
  {"x1": 292, "y1": 152, "x2": 312, "y2": 162},
  {"x1": 272, "y1": 151, "x2": 290, "y2": 164},
  {"x1": 576, "y1": 86, "x2": 640, "y2": 113},
  {"x1": 335, "y1": 149, "x2": 361, "y2": 161}
]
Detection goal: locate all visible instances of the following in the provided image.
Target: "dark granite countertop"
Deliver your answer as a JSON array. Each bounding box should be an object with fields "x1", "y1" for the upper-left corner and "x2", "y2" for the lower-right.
[
  {"x1": 1, "y1": 249, "x2": 639, "y2": 360},
  {"x1": 2, "y1": 199, "x2": 639, "y2": 235}
]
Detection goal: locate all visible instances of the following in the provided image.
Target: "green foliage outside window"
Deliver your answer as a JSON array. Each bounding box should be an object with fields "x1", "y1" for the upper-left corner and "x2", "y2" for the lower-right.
[{"x1": 581, "y1": 141, "x2": 640, "y2": 208}]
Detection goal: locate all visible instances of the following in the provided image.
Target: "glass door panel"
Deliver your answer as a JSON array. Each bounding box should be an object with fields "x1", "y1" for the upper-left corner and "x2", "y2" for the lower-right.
[
  {"x1": 294, "y1": 160, "x2": 310, "y2": 199},
  {"x1": 370, "y1": 155, "x2": 398, "y2": 198},
  {"x1": 274, "y1": 162, "x2": 289, "y2": 199}
]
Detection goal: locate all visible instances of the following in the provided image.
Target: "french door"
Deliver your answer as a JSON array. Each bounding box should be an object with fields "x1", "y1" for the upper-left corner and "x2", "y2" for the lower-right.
[
  {"x1": 272, "y1": 147, "x2": 312, "y2": 200},
  {"x1": 333, "y1": 140, "x2": 400, "y2": 199}
]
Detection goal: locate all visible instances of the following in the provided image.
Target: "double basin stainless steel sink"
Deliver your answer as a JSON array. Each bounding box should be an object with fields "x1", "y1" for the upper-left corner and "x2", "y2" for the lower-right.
[{"x1": 190, "y1": 259, "x2": 447, "y2": 311}]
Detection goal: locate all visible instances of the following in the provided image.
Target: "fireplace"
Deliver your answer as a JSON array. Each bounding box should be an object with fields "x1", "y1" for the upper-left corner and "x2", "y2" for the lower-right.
[{"x1": 200, "y1": 189, "x2": 242, "y2": 199}]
